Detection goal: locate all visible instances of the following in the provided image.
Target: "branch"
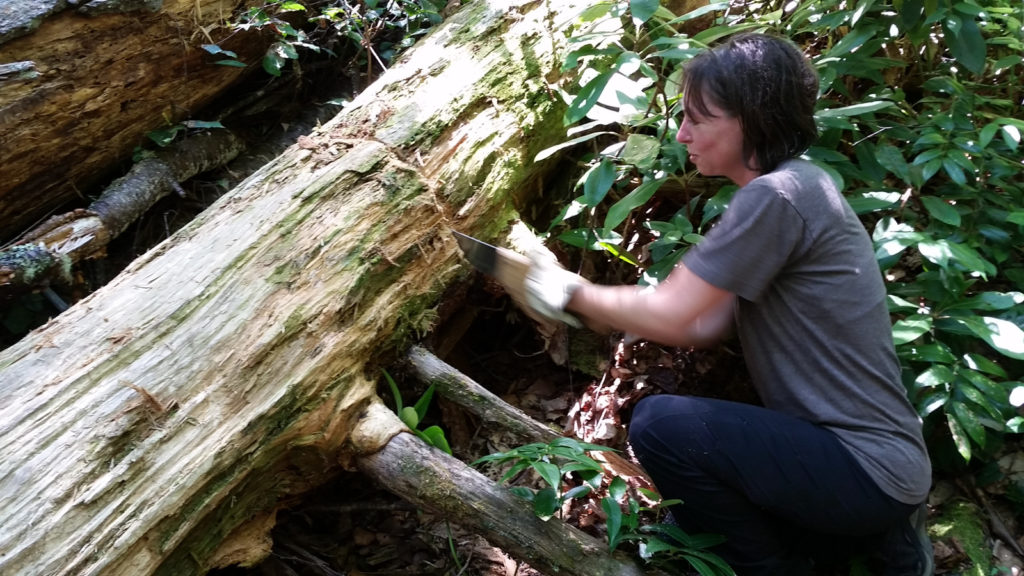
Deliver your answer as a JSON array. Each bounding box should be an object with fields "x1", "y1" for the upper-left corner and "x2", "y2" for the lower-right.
[{"x1": 0, "y1": 130, "x2": 243, "y2": 293}]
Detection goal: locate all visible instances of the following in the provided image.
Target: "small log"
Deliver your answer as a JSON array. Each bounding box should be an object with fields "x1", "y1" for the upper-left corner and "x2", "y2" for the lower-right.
[
  {"x1": 404, "y1": 344, "x2": 655, "y2": 491},
  {"x1": 351, "y1": 401, "x2": 650, "y2": 576},
  {"x1": 0, "y1": 130, "x2": 244, "y2": 293},
  {"x1": 406, "y1": 344, "x2": 559, "y2": 443}
]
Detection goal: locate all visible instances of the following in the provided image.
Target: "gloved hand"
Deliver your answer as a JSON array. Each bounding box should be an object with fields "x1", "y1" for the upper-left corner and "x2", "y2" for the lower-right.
[{"x1": 523, "y1": 250, "x2": 589, "y2": 328}]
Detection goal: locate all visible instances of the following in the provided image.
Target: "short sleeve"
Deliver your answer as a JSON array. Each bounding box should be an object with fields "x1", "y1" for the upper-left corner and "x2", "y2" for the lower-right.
[{"x1": 683, "y1": 183, "x2": 806, "y2": 302}]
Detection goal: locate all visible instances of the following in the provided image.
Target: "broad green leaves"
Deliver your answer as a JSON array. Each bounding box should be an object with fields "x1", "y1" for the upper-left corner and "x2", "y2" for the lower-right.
[{"x1": 551, "y1": 0, "x2": 1022, "y2": 467}]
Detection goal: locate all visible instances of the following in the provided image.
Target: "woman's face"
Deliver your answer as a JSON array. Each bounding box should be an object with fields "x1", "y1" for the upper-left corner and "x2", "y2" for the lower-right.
[{"x1": 675, "y1": 98, "x2": 759, "y2": 187}]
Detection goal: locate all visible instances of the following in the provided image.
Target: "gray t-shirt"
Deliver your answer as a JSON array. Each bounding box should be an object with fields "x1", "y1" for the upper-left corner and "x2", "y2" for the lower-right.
[{"x1": 682, "y1": 158, "x2": 931, "y2": 504}]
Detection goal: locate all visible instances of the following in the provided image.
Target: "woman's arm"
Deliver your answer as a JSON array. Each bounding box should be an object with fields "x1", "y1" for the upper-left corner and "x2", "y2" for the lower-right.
[{"x1": 566, "y1": 263, "x2": 736, "y2": 348}]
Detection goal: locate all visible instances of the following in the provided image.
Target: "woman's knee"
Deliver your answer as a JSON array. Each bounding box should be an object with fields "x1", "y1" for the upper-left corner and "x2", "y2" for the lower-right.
[{"x1": 628, "y1": 395, "x2": 709, "y2": 455}]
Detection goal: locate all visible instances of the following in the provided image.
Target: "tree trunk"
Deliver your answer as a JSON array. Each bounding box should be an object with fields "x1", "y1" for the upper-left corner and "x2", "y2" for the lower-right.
[
  {"x1": 0, "y1": 0, "x2": 593, "y2": 574},
  {"x1": 0, "y1": 0, "x2": 268, "y2": 243}
]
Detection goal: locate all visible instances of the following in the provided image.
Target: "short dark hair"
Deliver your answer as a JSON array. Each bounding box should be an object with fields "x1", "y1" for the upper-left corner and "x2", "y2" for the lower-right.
[{"x1": 682, "y1": 33, "x2": 819, "y2": 174}]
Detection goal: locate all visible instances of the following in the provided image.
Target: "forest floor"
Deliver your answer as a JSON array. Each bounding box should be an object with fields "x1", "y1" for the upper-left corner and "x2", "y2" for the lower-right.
[{"x1": 3, "y1": 47, "x2": 1023, "y2": 576}]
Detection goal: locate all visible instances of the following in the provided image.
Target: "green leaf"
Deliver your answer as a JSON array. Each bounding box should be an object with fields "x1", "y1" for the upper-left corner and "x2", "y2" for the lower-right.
[
  {"x1": 602, "y1": 497, "x2": 624, "y2": 550},
  {"x1": 915, "y1": 364, "x2": 955, "y2": 389},
  {"x1": 277, "y1": 40, "x2": 299, "y2": 59},
  {"x1": 583, "y1": 159, "x2": 617, "y2": 206},
  {"x1": 942, "y1": 155, "x2": 967, "y2": 185},
  {"x1": 961, "y1": 353, "x2": 1007, "y2": 378},
  {"x1": 950, "y1": 400, "x2": 987, "y2": 448},
  {"x1": 942, "y1": 14, "x2": 986, "y2": 74},
  {"x1": 847, "y1": 191, "x2": 900, "y2": 214},
  {"x1": 558, "y1": 228, "x2": 622, "y2": 250},
  {"x1": 263, "y1": 47, "x2": 286, "y2": 76},
  {"x1": 918, "y1": 239, "x2": 995, "y2": 277},
  {"x1": 509, "y1": 486, "x2": 534, "y2": 501},
  {"x1": 851, "y1": 0, "x2": 877, "y2": 27},
  {"x1": 893, "y1": 314, "x2": 933, "y2": 345},
  {"x1": 947, "y1": 412, "x2": 972, "y2": 461},
  {"x1": 563, "y1": 484, "x2": 593, "y2": 501},
  {"x1": 664, "y1": 1, "x2": 728, "y2": 24},
  {"x1": 945, "y1": 291, "x2": 1023, "y2": 312},
  {"x1": 875, "y1": 144, "x2": 911, "y2": 183},
  {"x1": 531, "y1": 461, "x2": 562, "y2": 491},
  {"x1": 535, "y1": 131, "x2": 618, "y2": 162},
  {"x1": 399, "y1": 406, "x2": 419, "y2": 429},
  {"x1": 565, "y1": 71, "x2": 614, "y2": 125},
  {"x1": 384, "y1": 369, "x2": 403, "y2": 412},
  {"x1": 951, "y1": 316, "x2": 1024, "y2": 360},
  {"x1": 816, "y1": 100, "x2": 894, "y2": 119},
  {"x1": 960, "y1": 370, "x2": 1008, "y2": 409},
  {"x1": 413, "y1": 384, "x2": 435, "y2": 422},
  {"x1": 828, "y1": 25, "x2": 880, "y2": 58},
  {"x1": 608, "y1": 476, "x2": 628, "y2": 501},
  {"x1": 899, "y1": 343, "x2": 956, "y2": 364},
  {"x1": 280, "y1": 1, "x2": 305, "y2": 11},
  {"x1": 533, "y1": 487, "x2": 559, "y2": 520},
  {"x1": 418, "y1": 425, "x2": 452, "y2": 454},
  {"x1": 621, "y1": 133, "x2": 661, "y2": 172},
  {"x1": 604, "y1": 176, "x2": 664, "y2": 229},
  {"x1": 147, "y1": 125, "x2": 185, "y2": 147},
  {"x1": 629, "y1": 0, "x2": 659, "y2": 25},
  {"x1": 979, "y1": 122, "x2": 1001, "y2": 148},
  {"x1": 920, "y1": 196, "x2": 961, "y2": 226},
  {"x1": 993, "y1": 54, "x2": 1023, "y2": 72},
  {"x1": 201, "y1": 44, "x2": 237, "y2": 57},
  {"x1": 1001, "y1": 125, "x2": 1021, "y2": 150},
  {"x1": 215, "y1": 59, "x2": 247, "y2": 67},
  {"x1": 183, "y1": 120, "x2": 225, "y2": 130},
  {"x1": 692, "y1": 21, "x2": 763, "y2": 45}
]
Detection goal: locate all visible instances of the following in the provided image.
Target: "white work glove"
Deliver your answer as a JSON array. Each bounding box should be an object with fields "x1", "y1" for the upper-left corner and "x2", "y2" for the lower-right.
[{"x1": 523, "y1": 250, "x2": 588, "y2": 328}]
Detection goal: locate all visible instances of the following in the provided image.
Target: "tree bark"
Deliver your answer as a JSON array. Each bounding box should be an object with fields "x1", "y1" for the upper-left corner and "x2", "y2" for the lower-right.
[
  {"x1": 0, "y1": 0, "x2": 268, "y2": 243},
  {"x1": 0, "y1": 0, "x2": 587, "y2": 574}
]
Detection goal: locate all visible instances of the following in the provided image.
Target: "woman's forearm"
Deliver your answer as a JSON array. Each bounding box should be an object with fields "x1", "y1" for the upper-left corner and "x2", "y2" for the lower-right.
[{"x1": 565, "y1": 264, "x2": 735, "y2": 347}]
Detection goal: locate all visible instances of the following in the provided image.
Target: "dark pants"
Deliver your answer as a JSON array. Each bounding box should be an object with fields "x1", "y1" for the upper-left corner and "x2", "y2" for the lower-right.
[{"x1": 629, "y1": 395, "x2": 917, "y2": 575}]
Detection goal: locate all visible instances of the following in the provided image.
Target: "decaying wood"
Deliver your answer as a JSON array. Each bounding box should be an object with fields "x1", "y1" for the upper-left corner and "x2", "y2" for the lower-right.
[
  {"x1": 0, "y1": 0, "x2": 268, "y2": 243},
  {"x1": 0, "y1": 0, "x2": 588, "y2": 573},
  {"x1": 0, "y1": 130, "x2": 244, "y2": 293},
  {"x1": 351, "y1": 402, "x2": 651, "y2": 576}
]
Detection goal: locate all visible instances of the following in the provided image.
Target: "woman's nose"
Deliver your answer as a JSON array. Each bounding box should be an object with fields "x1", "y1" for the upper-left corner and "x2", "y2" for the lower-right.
[{"x1": 676, "y1": 119, "x2": 691, "y2": 144}]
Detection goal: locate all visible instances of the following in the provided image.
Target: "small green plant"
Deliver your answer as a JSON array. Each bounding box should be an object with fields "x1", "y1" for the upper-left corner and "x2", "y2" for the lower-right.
[
  {"x1": 474, "y1": 438, "x2": 733, "y2": 575},
  {"x1": 472, "y1": 437, "x2": 610, "y2": 520},
  {"x1": 202, "y1": 0, "x2": 443, "y2": 80},
  {"x1": 145, "y1": 119, "x2": 226, "y2": 148},
  {"x1": 384, "y1": 370, "x2": 451, "y2": 454}
]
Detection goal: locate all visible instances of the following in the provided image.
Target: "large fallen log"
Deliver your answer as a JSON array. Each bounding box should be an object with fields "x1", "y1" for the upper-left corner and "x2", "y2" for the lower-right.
[
  {"x1": 0, "y1": 0, "x2": 616, "y2": 574},
  {"x1": 0, "y1": 0, "x2": 268, "y2": 243}
]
